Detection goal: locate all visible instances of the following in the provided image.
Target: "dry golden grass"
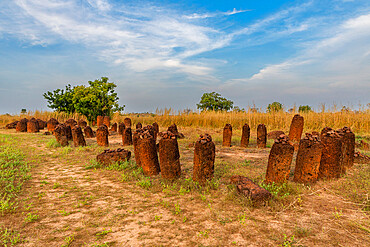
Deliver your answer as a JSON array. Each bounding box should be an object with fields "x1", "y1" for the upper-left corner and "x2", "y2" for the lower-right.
[{"x1": 2, "y1": 107, "x2": 369, "y2": 134}]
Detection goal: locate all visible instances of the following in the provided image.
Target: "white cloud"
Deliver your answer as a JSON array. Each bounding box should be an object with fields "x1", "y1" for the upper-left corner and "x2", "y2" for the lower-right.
[
  {"x1": 223, "y1": 12, "x2": 370, "y2": 100},
  {"x1": 184, "y1": 8, "x2": 250, "y2": 19}
]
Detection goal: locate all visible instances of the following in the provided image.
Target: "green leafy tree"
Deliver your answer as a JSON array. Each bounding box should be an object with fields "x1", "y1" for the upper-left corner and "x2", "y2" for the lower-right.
[
  {"x1": 43, "y1": 84, "x2": 76, "y2": 114},
  {"x1": 267, "y1": 102, "x2": 283, "y2": 113},
  {"x1": 298, "y1": 105, "x2": 312, "y2": 113},
  {"x1": 43, "y1": 77, "x2": 124, "y2": 122},
  {"x1": 196, "y1": 92, "x2": 234, "y2": 111}
]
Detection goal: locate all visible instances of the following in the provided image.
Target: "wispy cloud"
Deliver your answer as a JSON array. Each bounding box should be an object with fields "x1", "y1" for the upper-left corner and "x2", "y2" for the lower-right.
[
  {"x1": 183, "y1": 8, "x2": 250, "y2": 19},
  {"x1": 222, "y1": 12, "x2": 370, "y2": 104}
]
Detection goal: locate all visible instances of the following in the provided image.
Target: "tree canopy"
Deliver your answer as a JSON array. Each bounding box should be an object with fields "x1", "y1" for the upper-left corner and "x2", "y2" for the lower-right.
[
  {"x1": 43, "y1": 77, "x2": 124, "y2": 122},
  {"x1": 267, "y1": 102, "x2": 283, "y2": 113},
  {"x1": 196, "y1": 92, "x2": 234, "y2": 111}
]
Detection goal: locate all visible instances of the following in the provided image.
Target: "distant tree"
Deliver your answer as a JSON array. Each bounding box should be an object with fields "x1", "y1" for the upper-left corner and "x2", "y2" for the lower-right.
[
  {"x1": 267, "y1": 102, "x2": 283, "y2": 113},
  {"x1": 298, "y1": 105, "x2": 312, "y2": 113},
  {"x1": 21, "y1": 109, "x2": 27, "y2": 114},
  {"x1": 196, "y1": 92, "x2": 233, "y2": 111},
  {"x1": 232, "y1": 106, "x2": 245, "y2": 112},
  {"x1": 43, "y1": 77, "x2": 124, "y2": 123}
]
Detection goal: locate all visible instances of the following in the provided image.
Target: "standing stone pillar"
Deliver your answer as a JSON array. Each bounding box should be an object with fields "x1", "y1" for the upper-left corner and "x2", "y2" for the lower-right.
[
  {"x1": 118, "y1": 123, "x2": 125, "y2": 135},
  {"x1": 167, "y1": 124, "x2": 179, "y2": 136},
  {"x1": 257, "y1": 124, "x2": 267, "y2": 148},
  {"x1": 340, "y1": 127, "x2": 355, "y2": 170},
  {"x1": 122, "y1": 128, "x2": 133, "y2": 146},
  {"x1": 152, "y1": 122, "x2": 159, "y2": 141},
  {"x1": 47, "y1": 118, "x2": 59, "y2": 133},
  {"x1": 84, "y1": 126, "x2": 95, "y2": 138},
  {"x1": 97, "y1": 116, "x2": 104, "y2": 127},
  {"x1": 54, "y1": 124, "x2": 69, "y2": 146},
  {"x1": 16, "y1": 118, "x2": 28, "y2": 132},
  {"x1": 133, "y1": 129, "x2": 143, "y2": 167},
  {"x1": 65, "y1": 119, "x2": 77, "y2": 128},
  {"x1": 222, "y1": 124, "x2": 232, "y2": 147},
  {"x1": 318, "y1": 130, "x2": 343, "y2": 179},
  {"x1": 241, "y1": 124, "x2": 250, "y2": 148},
  {"x1": 110, "y1": 123, "x2": 117, "y2": 132},
  {"x1": 96, "y1": 125, "x2": 109, "y2": 147},
  {"x1": 137, "y1": 130, "x2": 160, "y2": 176},
  {"x1": 103, "y1": 116, "x2": 110, "y2": 128},
  {"x1": 293, "y1": 133, "x2": 323, "y2": 183},
  {"x1": 158, "y1": 131, "x2": 181, "y2": 179},
  {"x1": 193, "y1": 134, "x2": 216, "y2": 184},
  {"x1": 124, "y1": 118, "x2": 132, "y2": 128},
  {"x1": 27, "y1": 118, "x2": 39, "y2": 133},
  {"x1": 288, "y1": 114, "x2": 304, "y2": 143},
  {"x1": 78, "y1": 119, "x2": 87, "y2": 128},
  {"x1": 72, "y1": 126, "x2": 86, "y2": 147},
  {"x1": 265, "y1": 135, "x2": 294, "y2": 184},
  {"x1": 136, "y1": 122, "x2": 142, "y2": 129},
  {"x1": 37, "y1": 119, "x2": 46, "y2": 129},
  {"x1": 64, "y1": 124, "x2": 72, "y2": 141}
]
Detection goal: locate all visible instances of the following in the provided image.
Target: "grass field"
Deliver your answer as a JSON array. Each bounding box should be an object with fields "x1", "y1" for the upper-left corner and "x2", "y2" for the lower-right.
[{"x1": 0, "y1": 117, "x2": 369, "y2": 246}]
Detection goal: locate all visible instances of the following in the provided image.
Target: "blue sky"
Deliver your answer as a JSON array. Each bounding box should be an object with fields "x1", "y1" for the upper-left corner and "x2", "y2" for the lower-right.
[{"x1": 0, "y1": 0, "x2": 369, "y2": 114}]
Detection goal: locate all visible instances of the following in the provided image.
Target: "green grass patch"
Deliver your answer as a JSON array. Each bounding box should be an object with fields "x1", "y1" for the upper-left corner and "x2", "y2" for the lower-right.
[{"x1": 0, "y1": 135, "x2": 31, "y2": 215}]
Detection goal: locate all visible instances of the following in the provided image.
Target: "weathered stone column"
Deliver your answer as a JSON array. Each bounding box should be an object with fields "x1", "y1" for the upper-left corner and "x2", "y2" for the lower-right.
[
  {"x1": 65, "y1": 119, "x2": 77, "y2": 128},
  {"x1": 16, "y1": 118, "x2": 28, "y2": 132},
  {"x1": 103, "y1": 116, "x2": 110, "y2": 128},
  {"x1": 54, "y1": 124, "x2": 69, "y2": 146},
  {"x1": 47, "y1": 118, "x2": 59, "y2": 133},
  {"x1": 122, "y1": 128, "x2": 133, "y2": 146},
  {"x1": 257, "y1": 124, "x2": 267, "y2": 148},
  {"x1": 293, "y1": 133, "x2": 323, "y2": 183},
  {"x1": 133, "y1": 129, "x2": 143, "y2": 167},
  {"x1": 72, "y1": 125, "x2": 86, "y2": 147},
  {"x1": 97, "y1": 116, "x2": 104, "y2": 127},
  {"x1": 241, "y1": 124, "x2": 250, "y2": 148},
  {"x1": 265, "y1": 135, "x2": 294, "y2": 184},
  {"x1": 136, "y1": 122, "x2": 142, "y2": 129},
  {"x1": 124, "y1": 117, "x2": 132, "y2": 128},
  {"x1": 193, "y1": 134, "x2": 215, "y2": 184},
  {"x1": 78, "y1": 119, "x2": 87, "y2": 128},
  {"x1": 84, "y1": 126, "x2": 95, "y2": 138},
  {"x1": 167, "y1": 124, "x2": 179, "y2": 136},
  {"x1": 110, "y1": 123, "x2": 117, "y2": 132},
  {"x1": 152, "y1": 122, "x2": 159, "y2": 140},
  {"x1": 96, "y1": 125, "x2": 109, "y2": 147},
  {"x1": 137, "y1": 130, "x2": 160, "y2": 176},
  {"x1": 318, "y1": 130, "x2": 343, "y2": 179},
  {"x1": 288, "y1": 114, "x2": 304, "y2": 143},
  {"x1": 222, "y1": 124, "x2": 232, "y2": 147},
  {"x1": 158, "y1": 131, "x2": 181, "y2": 179},
  {"x1": 338, "y1": 127, "x2": 355, "y2": 172},
  {"x1": 27, "y1": 118, "x2": 39, "y2": 133},
  {"x1": 64, "y1": 125, "x2": 72, "y2": 141},
  {"x1": 37, "y1": 119, "x2": 46, "y2": 129},
  {"x1": 118, "y1": 123, "x2": 125, "y2": 135}
]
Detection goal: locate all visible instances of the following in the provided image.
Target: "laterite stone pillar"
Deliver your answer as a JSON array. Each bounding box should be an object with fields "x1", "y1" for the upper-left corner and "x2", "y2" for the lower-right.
[
  {"x1": 222, "y1": 124, "x2": 232, "y2": 147},
  {"x1": 96, "y1": 125, "x2": 109, "y2": 147},
  {"x1": 288, "y1": 114, "x2": 304, "y2": 143},
  {"x1": 54, "y1": 124, "x2": 69, "y2": 146},
  {"x1": 16, "y1": 118, "x2": 28, "y2": 132},
  {"x1": 318, "y1": 130, "x2": 343, "y2": 179},
  {"x1": 137, "y1": 130, "x2": 160, "y2": 176},
  {"x1": 158, "y1": 131, "x2": 181, "y2": 179},
  {"x1": 84, "y1": 126, "x2": 95, "y2": 138},
  {"x1": 47, "y1": 118, "x2": 59, "y2": 133},
  {"x1": 193, "y1": 134, "x2": 215, "y2": 184},
  {"x1": 72, "y1": 126, "x2": 86, "y2": 147},
  {"x1": 257, "y1": 124, "x2": 267, "y2": 148},
  {"x1": 122, "y1": 128, "x2": 133, "y2": 146},
  {"x1": 265, "y1": 135, "x2": 294, "y2": 184},
  {"x1": 293, "y1": 133, "x2": 323, "y2": 183},
  {"x1": 241, "y1": 124, "x2": 250, "y2": 147}
]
